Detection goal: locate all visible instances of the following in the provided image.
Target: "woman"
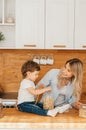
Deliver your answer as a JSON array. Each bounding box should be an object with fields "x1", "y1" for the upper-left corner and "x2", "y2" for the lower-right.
[{"x1": 36, "y1": 58, "x2": 83, "y2": 110}]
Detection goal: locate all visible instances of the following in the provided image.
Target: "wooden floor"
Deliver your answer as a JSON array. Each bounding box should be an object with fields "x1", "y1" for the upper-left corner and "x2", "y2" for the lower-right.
[{"x1": 0, "y1": 107, "x2": 86, "y2": 129}]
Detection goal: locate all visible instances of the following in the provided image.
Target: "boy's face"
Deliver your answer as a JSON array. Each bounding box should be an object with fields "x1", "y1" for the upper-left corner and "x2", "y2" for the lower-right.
[{"x1": 27, "y1": 70, "x2": 40, "y2": 81}]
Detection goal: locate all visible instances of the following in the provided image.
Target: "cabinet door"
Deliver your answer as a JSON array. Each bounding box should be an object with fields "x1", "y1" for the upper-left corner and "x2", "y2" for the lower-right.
[
  {"x1": 45, "y1": 0, "x2": 74, "y2": 49},
  {"x1": 16, "y1": 0, "x2": 44, "y2": 49},
  {"x1": 74, "y1": 0, "x2": 86, "y2": 49},
  {"x1": 0, "y1": 0, "x2": 15, "y2": 48}
]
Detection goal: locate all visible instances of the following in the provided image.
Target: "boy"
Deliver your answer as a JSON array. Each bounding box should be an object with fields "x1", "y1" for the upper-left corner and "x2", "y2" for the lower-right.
[{"x1": 17, "y1": 60, "x2": 60, "y2": 117}]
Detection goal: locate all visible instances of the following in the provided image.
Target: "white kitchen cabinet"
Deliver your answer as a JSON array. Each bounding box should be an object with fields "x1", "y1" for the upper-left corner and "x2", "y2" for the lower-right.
[
  {"x1": 0, "y1": 0, "x2": 15, "y2": 48},
  {"x1": 0, "y1": 0, "x2": 86, "y2": 49},
  {"x1": 0, "y1": 0, "x2": 75, "y2": 49},
  {"x1": 74, "y1": 0, "x2": 86, "y2": 49},
  {"x1": 15, "y1": 0, "x2": 44, "y2": 49},
  {"x1": 45, "y1": 0, "x2": 74, "y2": 49}
]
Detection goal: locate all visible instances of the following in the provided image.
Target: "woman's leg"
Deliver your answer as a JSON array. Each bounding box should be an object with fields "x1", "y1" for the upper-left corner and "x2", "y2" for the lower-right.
[{"x1": 17, "y1": 102, "x2": 48, "y2": 116}]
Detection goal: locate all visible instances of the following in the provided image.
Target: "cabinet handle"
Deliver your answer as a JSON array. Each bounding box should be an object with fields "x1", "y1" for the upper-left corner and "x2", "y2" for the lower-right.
[
  {"x1": 24, "y1": 44, "x2": 36, "y2": 47},
  {"x1": 82, "y1": 45, "x2": 86, "y2": 48},
  {"x1": 53, "y1": 45, "x2": 66, "y2": 48}
]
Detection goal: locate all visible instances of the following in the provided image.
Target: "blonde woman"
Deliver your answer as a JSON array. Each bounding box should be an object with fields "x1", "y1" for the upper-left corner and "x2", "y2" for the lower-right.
[{"x1": 36, "y1": 58, "x2": 83, "y2": 110}]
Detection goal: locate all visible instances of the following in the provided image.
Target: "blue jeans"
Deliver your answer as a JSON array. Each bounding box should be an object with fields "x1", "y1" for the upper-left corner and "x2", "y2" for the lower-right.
[{"x1": 17, "y1": 101, "x2": 48, "y2": 116}]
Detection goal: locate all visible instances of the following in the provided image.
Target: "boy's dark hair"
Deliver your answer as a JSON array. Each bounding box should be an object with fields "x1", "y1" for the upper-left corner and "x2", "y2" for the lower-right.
[{"x1": 21, "y1": 60, "x2": 40, "y2": 78}]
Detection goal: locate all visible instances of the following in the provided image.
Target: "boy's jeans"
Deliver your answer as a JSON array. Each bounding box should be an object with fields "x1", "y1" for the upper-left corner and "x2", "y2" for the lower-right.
[{"x1": 17, "y1": 101, "x2": 48, "y2": 116}]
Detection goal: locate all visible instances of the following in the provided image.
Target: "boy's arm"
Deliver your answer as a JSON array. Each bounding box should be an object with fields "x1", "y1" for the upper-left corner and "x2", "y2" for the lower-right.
[
  {"x1": 35, "y1": 84, "x2": 44, "y2": 103},
  {"x1": 27, "y1": 85, "x2": 51, "y2": 96}
]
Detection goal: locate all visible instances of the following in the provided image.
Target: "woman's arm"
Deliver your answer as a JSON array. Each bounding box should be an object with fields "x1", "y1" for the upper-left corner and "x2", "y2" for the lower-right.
[
  {"x1": 68, "y1": 95, "x2": 82, "y2": 109},
  {"x1": 36, "y1": 69, "x2": 59, "y2": 88},
  {"x1": 72, "y1": 101, "x2": 82, "y2": 109}
]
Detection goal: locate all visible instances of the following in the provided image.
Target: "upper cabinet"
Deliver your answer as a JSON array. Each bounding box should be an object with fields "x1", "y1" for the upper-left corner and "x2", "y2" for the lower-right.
[
  {"x1": 0, "y1": 0, "x2": 15, "y2": 48},
  {"x1": 45, "y1": 0, "x2": 74, "y2": 49},
  {"x1": 45, "y1": 0, "x2": 86, "y2": 49},
  {"x1": 0, "y1": 0, "x2": 44, "y2": 49},
  {"x1": 0, "y1": 0, "x2": 86, "y2": 49},
  {"x1": 74, "y1": 0, "x2": 86, "y2": 49},
  {"x1": 15, "y1": 0, "x2": 44, "y2": 49}
]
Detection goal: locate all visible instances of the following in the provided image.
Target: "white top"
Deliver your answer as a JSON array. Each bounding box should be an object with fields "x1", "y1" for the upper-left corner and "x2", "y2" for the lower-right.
[{"x1": 17, "y1": 79, "x2": 35, "y2": 105}]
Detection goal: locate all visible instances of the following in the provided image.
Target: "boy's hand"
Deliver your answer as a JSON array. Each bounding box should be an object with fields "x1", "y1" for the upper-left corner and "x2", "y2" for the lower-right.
[
  {"x1": 45, "y1": 86, "x2": 52, "y2": 92},
  {"x1": 36, "y1": 84, "x2": 44, "y2": 90}
]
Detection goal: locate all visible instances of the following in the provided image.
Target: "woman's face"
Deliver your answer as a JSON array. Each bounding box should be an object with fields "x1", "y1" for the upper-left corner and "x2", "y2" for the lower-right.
[{"x1": 61, "y1": 63, "x2": 74, "y2": 79}]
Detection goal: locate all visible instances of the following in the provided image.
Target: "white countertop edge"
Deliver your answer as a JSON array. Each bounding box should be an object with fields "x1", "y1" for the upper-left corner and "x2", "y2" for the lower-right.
[{"x1": 0, "y1": 122, "x2": 86, "y2": 129}]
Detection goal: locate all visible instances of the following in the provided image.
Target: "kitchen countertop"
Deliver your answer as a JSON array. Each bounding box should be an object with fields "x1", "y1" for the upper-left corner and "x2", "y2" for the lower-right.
[{"x1": 0, "y1": 108, "x2": 86, "y2": 129}]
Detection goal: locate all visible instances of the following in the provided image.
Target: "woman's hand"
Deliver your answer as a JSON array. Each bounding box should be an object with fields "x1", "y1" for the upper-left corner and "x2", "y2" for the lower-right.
[{"x1": 72, "y1": 101, "x2": 82, "y2": 109}]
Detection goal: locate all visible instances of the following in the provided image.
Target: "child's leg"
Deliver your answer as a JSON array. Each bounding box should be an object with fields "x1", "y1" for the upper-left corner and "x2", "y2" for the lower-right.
[
  {"x1": 36, "y1": 102, "x2": 43, "y2": 108},
  {"x1": 17, "y1": 102, "x2": 48, "y2": 116}
]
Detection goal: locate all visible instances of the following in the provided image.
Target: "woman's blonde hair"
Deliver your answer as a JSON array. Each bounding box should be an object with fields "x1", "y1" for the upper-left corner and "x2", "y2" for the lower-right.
[{"x1": 58, "y1": 58, "x2": 83, "y2": 101}]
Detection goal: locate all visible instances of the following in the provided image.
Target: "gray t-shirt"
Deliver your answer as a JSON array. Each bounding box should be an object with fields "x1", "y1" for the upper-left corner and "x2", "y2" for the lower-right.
[{"x1": 18, "y1": 79, "x2": 35, "y2": 105}]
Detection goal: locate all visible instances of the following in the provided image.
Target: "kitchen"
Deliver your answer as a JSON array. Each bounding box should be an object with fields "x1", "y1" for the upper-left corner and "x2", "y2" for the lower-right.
[{"x1": 0, "y1": 0, "x2": 86, "y2": 129}]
